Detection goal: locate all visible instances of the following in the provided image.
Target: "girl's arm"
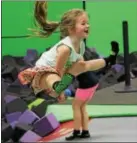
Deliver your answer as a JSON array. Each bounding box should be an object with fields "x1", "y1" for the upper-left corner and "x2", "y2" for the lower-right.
[{"x1": 55, "y1": 45, "x2": 71, "y2": 77}]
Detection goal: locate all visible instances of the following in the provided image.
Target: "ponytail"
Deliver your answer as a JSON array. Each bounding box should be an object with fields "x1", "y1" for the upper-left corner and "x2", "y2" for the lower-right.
[{"x1": 33, "y1": 1, "x2": 59, "y2": 37}]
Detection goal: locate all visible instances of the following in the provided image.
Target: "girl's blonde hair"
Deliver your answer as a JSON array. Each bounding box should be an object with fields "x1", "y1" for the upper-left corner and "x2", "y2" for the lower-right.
[{"x1": 34, "y1": 1, "x2": 86, "y2": 38}]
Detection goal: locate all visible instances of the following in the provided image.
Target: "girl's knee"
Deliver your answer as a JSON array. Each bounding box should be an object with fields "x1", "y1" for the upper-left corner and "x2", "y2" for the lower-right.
[
  {"x1": 67, "y1": 61, "x2": 87, "y2": 76},
  {"x1": 72, "y1": 101, "x2": 78, "y2": 110},
  {"x1": 80, "y1": 104, "x2": 87, "y2": 112},
  {"x1": 72, "y1": 99, "x2": 84, "y2": 110},
  {"x1": 76, "y1": 61, "x2": 87, "y2": 74},
  {"x1": 40, "y1": 73, "x2": 61, "y2": 89}
]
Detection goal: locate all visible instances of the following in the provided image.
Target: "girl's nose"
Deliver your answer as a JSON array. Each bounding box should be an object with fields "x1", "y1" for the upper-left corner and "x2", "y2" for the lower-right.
[{"x1": 86, "y1": 24, "x2": 90, "y2": 28}]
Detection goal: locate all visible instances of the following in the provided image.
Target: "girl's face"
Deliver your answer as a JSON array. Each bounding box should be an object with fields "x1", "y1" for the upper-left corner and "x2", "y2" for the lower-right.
[{"x1": 70, "y1": 13, "x2": 90, "y2": 39}]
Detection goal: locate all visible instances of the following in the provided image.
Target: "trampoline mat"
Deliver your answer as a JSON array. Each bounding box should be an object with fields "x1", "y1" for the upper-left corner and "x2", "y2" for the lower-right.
[
  {"x1": 44, "y1": 117, "x2": 137, "y2": 142},
  {"x1": 46, "y1": 105, "x2": 137, "y2": 122}
]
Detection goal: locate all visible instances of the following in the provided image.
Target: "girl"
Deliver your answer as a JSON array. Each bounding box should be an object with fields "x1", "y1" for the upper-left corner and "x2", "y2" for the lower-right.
[
  {"x1": 65, "y1": 71, "x2": 99, "y2": 140},
  {"x1": 65, "y1": 42, "x2": 119, "y2": 140},
  {"x1": 18, "y1": 1, "x2": 119, "y2": 102}
]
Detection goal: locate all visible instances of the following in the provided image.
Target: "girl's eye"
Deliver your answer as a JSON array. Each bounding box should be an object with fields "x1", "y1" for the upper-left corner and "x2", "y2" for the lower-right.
[{"x1": 82, "y1": 22, "x2": 89, "y2": 25}]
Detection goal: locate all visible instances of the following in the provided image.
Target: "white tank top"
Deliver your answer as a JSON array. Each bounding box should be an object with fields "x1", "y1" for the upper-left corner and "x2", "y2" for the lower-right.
[{"x1": 35, "y1": 36, "x2": 85, "y2": 68}]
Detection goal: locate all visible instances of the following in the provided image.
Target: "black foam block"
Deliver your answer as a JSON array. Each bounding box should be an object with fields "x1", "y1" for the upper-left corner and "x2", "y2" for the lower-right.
[
  {"x1": 2, "y1": 64, "x2": 8, "y2": 73},
  {"x1": 2, "y1": 97, "x2": 6, "y2": 118},
  {"x1": 11, "y1": 122, "x2": 33, "y2": 142},
  {"x1": 2, "y1": 55, "x2": 26, "y2": 72},
  {"x1": 31, "y1": 101, "x2": 48, "y2": 118},
  {"x1": 37, "y1": 91, "x2": 57, "y2": 104},
  {"x1": 1, "y1": 120, "x2": 14, "y2": 142},
  {"x1": 132, "y1": 67, "x2": 137, "y2": 77},
  {"x1": 6, "y1": 98, "x2": 28, "y2": 114},
  {"x1": 6, "y1": 85, "x2": 22, "y2": 95},
  {"x1": 2, "y1": 65, "x2": 18, "y2": 81},
  {"x1": 6, "y1": 85, "x2": 33, "y2": 97},
  {"x1": 23, "y1": 95, "x2": 37, "y2": 104},
  {"x1": 1, "y1": 78, "x2": 9, "y2": 97},
  {"x1": 98, "y1": 70, "x2": 118, "y2": 89},
  {"x1": 6, "y1": 139, "x2": 14, "y2": 143}
]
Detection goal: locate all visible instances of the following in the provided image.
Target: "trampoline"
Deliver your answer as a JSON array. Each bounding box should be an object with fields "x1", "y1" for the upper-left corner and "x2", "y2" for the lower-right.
[
  {"x1": 42, "y1": 117, "x2": 137, "y2": 142},
  {"x1": 37, "y1": 104, "x2": 137, "y2": 142}
]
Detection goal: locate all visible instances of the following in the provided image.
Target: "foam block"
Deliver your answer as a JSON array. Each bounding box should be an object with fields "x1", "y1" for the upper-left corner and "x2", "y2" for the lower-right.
[
  {"x1": 33, "y1": 113, "x2": 60, "y2": 137},
  {"x1": 12, "y1": 122, "x2": 33, "y2": 142},
  {"x1": 2, "y1": 121, "x2": 14, "y2": 142},
  {"x1": 2, "y1": 97, "x2": 6, "y2": 118},
  {"x1": 7, "y1": 139, "x2": 14, "y2": 143},
  {"x1": 19, "y1": 130, "x2": 42, "y2": 142},
  {"x1": 2, "y1": 65, "x2": 18, "y2": 81},
  {"x1": 23, "y1": 95, "x2": 36, "y2": 104},
  {"x1": 31, "y1": 101, "x2": 48, "y2": 118},
  {"x1": 23, "y1": 49, "x2": 38, "y2": 65},
  {"x1": 6, "y1": 98, "x2": 28, "y2": 113},
  {"x1": 112, "y1": 64, "x2": 124, "y2": 72},
  {"x1": 18, "y1": 110, "x2": 40, "y2": 125},
  {"x1": 5, "y1": 111, "x2": 22, "y2": 123},
  {"x1": 28, "y1": 98, "x2": 44, "y2": 110},
  {"x1": 37, "y1": 91, "x2": 57, "y2": 104},
  {"x1": 4, "y1": 95, "x2": 18, "y2": 104},
  {"x1": 10, "y1": 121, "x2": 18, "y2": 129},
  {"x1": 7, "y1": 85, "x2": 33, "y2": 98}
]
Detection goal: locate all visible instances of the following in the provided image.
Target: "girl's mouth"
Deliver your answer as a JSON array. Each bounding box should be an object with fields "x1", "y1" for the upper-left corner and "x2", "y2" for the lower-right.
[{"x1": 84, "y1": 30, "x2": 89, "y2": 34}]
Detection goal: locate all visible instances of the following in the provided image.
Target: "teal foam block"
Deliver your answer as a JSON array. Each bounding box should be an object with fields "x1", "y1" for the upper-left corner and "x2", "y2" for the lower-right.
[{"x1": 46, "y1": 105, "x2": 137, "y2": 122}]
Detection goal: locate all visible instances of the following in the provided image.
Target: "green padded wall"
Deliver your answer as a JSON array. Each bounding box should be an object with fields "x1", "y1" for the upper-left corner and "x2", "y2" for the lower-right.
[
  {"x1": 86, "y1": 1, "x2": 137, "y2": 56},
  {"x1": 2, "y1": 1, "x2": 137, "y2": 56},
  {"x1": 2, "y1": 1, "x2": 82, "y2": 56}
]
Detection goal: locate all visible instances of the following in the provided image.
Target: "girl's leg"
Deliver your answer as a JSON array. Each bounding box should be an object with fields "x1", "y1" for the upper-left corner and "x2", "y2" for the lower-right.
[
  {"x1": 40, "y1": 73, "x2": 61, "y2": 90},
  {"x1": 67, "y1": 59, "x2": 106, "y2": 77},
  {"x1": 81, "y1": 104, "x2": 89, "y2": 131},
  {"x1": 75, "y1": 85, "x2": 99, "y2": 138},
  {"x1": 72, "y1": 98, "x2": 83, "y2": 130},
  {"x1": 40, "y1": 73, "x2": 65, "y2": 99},
  {"x1": 65, "y1": 98, "x2": 84, "y2": 141},
  {"x1": 67, "y1": 45, "x2": 119, "y2": 76},
  {"x1": 52, "y1": 59, "x2": 105, "y2": 95},
  {"x1": 80, "y1": 103, "x2": 91, "y2": 138},
  {"x1": 53, "y1": 49, "x2": 118, "y2": 95}
]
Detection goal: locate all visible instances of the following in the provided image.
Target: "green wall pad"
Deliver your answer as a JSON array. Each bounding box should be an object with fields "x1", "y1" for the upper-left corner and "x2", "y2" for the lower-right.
[
  {"x1": 46, "y1": 105, "x2": 137, "y2": 122},
  {"x1": 28, "y1": 98, "x2": 44, "y2": 110}
]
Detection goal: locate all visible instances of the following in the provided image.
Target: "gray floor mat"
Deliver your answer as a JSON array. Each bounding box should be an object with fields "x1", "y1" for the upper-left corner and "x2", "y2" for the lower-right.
[{"x1": 50, "y1": 117, "x2": 137, "y2": 142}]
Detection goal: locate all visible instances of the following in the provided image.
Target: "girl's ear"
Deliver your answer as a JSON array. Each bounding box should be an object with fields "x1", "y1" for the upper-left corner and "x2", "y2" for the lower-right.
[{"x1": 68, "y1": 26, "x2": 75, "y2": 35}]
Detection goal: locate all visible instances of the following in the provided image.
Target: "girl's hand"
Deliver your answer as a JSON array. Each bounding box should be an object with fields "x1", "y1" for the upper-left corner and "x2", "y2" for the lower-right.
[{"x1": 57, "y1": 92, "x2": 66, "y2": 103}]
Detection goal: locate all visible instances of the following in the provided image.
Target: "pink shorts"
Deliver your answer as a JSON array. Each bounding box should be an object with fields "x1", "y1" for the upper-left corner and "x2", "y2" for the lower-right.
[{"x1": 75, "y1": 84, "x2": 99, "y2": 101}]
